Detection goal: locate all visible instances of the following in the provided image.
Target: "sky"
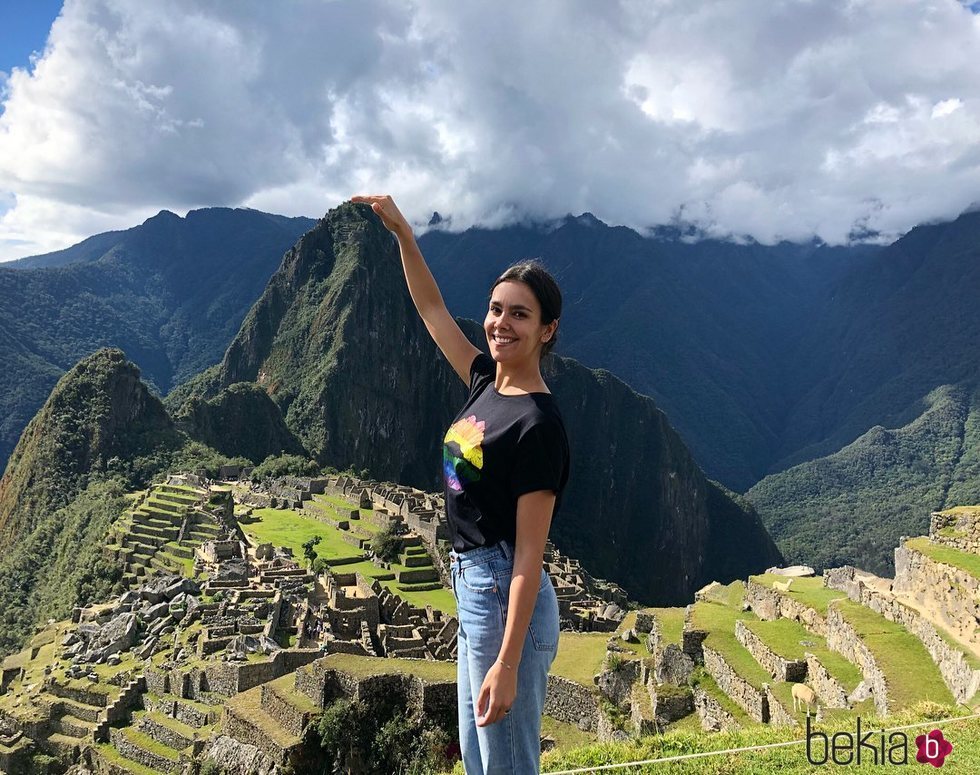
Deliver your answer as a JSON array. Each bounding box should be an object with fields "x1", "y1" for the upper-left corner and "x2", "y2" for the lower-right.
[{"x1": 1, "y1": 0, "x2": 980, "y2": 261}]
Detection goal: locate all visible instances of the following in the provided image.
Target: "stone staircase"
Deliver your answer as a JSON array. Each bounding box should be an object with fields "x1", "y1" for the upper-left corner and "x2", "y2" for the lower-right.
[{"x1": 104, "y1": 483, "x2": 218, "y2": 587}]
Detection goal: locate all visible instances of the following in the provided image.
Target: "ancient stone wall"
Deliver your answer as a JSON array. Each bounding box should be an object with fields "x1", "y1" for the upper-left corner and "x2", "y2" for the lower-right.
[
  {"x1": 823, "y1": 605, "x2": 889, "y2": 716},
  {"x1": 543, "y1": 675, "x2": 599, "y2": 732},
  {"x1": 692, "y1": 686, "x2": 741, "y2": 732},
  {"x1": 893, "y1": 545, "x2": 980, "y2": 644},
  {"x1": 930, "y1": 510, "x2": 980, "y2": 554},
  {"x1": 803, "y1": 654, "x2": 850, "y2": 708},
  {"x1": 734, "y1": 620, "x2": 806, "y2": 682},
  {"x1": 744, "y1": 580, "x2": 828, "y2": 635},
  {"x1": 702, "y1": 646, "x2": 767, "y2": 722}
]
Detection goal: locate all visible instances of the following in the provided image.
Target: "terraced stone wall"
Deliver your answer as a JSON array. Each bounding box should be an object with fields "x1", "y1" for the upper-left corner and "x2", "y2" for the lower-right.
[
  {"x1": 804, "y1": 654, "x2": 850, "y2": 708},
  {"x1": 930, "y1": 510, "x2": 980, "y2": 554},
  {"x1": 823, "y1": 606, "x2": 889, "y2": 716},
  {"x1": 693, "y1": 686, "x2": 741, "y2": 732},
  {"x1": 744, "y1": 581, "x2": 828, "y2": 635},
  {"x1": 893, "y1": 545, "x2": 980, "y2": 640},
  {"x1": 702, "y1": 646, "x2": 767, "y2": 722},
  {"x1": 734, "y1": 621, "x2": 806, "y2": 682},
  {"x1": 827, "y1": 565, "x2": 980, "y2": 704}
]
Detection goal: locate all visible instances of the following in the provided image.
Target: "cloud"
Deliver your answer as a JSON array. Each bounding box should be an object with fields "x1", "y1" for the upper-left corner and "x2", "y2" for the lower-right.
[{"x1": 2, "y1": 0, "x2": 980, "y2": 259}]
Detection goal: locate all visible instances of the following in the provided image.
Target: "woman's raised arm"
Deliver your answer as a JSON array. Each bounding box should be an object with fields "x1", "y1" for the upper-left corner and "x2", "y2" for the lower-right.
[{"x1": 351, "y1": 195, "x2": 480, "y2": 386}]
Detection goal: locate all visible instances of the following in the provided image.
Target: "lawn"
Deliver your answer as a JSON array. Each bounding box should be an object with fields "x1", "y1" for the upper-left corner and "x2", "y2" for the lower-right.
[
  {"x1": 551, "y1": 631, "x2": 608, "y2": 686},
  {"x1": 834, "y1": 599, "x2": 956, "y2": 710},
  {"x1": 749, "y1": 574, "x2": 847, "y2": 616},
  {"x1": 906, "y1": 536, "x2": 980, "y2": 580}
]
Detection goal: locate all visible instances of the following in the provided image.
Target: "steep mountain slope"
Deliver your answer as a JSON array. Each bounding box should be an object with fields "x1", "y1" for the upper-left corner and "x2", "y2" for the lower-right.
[
  {"x1": 169, "y1": 202, "x2": 782, "y2": 603},
  {"x1": 0, "y1": 208, "x2": 314, "y2": 470},
  {"x1": 0, "y1": 349, "x2": 188, "y2": 655},
  {"x1": 773, "y1": 210, "x2": 980, "y2": 473},
  {"x1": 172, "y1": 381, "x2": 307, "y2": 462},
  {"x1": 747, "y1": 384, "x2": 980, "y2": 574},
  {"x1": 0, "y1": 349, "x2": 180, "y2": 548}
]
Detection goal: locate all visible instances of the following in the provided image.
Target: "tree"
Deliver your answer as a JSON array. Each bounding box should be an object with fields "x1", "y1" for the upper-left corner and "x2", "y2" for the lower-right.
[{"x1": 302, "y1": 536, "x2": 322, "y2": 569}]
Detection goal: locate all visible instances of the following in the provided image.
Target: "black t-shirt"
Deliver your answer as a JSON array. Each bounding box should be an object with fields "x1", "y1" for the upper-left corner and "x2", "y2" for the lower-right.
[{"x1": 443, "y1": 352, "x2": 570, "y2": 552}]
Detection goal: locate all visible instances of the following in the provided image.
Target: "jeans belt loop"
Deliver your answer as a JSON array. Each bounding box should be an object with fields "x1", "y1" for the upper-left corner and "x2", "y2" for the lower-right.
[{"x1": 499, "y1": 540, "x2": 513, "y2": 561}]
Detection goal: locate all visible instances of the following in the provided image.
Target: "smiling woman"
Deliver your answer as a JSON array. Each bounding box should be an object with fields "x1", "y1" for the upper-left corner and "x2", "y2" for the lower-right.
[{"x1": 351, "y1": 193, "x2": 570, "y2": 774}]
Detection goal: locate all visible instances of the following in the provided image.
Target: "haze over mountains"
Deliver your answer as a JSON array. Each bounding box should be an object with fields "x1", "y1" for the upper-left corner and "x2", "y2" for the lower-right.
[{"x1": 2, "y1": 202, "x2": 979, "y2": 578}]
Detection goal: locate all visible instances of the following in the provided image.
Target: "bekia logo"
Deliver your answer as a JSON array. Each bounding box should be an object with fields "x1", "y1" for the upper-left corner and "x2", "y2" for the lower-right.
[
  {"x1": 915, "y1": 730, "x2": 953, "y2": 768},
  {"x1": 806, "y1": 716, "x2": 953, "y2": 767}
]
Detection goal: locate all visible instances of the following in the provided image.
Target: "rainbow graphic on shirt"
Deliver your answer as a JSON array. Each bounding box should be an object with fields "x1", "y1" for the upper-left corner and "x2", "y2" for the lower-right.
[{"x1": 443, "y1": 414, "x2": 485, "y2": 491}]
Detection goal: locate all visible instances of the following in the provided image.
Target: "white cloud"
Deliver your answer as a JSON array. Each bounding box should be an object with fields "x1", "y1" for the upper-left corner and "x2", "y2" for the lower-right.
[{"x1": 2, "y1": 0, "x2": 980, "y2": 260}]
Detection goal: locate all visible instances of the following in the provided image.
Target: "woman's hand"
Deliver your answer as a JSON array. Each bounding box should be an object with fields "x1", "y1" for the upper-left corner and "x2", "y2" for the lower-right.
[
  {"x1": 475, "y1": 660, "x2": 518, "y2": 726},
  {"x1": 350, "y1": 194, "x2": 411, "y2": 239}
]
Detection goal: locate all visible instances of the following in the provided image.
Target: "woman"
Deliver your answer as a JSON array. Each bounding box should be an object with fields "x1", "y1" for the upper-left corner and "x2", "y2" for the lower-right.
[{"x1": 351, "y1": 194, "x2": 569, "y2": 774}]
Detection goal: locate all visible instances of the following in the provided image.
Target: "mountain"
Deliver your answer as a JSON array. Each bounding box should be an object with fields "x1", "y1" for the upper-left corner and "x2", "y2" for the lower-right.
[
  {"x1": 0, "y1": 207, "x2": 315, "y2": 471},
  {"x1": 172, "y1": 381, "x2": 307, "y2": 463},
  {"x1": 747, "y1": 384, "x2": 980, "y2": 575},
  {"x1": 169, "y1": 202, "x2": 782, "y2": 604},
  {"x1": 418, "y1": 217, "x2": 878, "y2": 491},
  {"x1": 0, "y1": 349, "x2": 187, "y2": 655},
  {"x1": 772, "y1": 210, "x2": 980, "y2": 472}
]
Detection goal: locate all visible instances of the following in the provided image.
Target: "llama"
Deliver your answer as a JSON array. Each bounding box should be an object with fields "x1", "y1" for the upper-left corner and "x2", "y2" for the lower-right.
[
  {"x1": 792, "y1": 682, "x2": 818, "y2": 715},
  {"x1": 773, "y1": 578, "x2": 794, "y2": 592}
]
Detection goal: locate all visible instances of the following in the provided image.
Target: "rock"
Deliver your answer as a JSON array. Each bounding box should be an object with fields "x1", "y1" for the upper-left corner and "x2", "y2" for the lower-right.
[
  {"x1": 136, "y1": 637, "x2": 157, "y2": 660},
  {"x1": 88, "y1": 611, "x2": 138, "y2": 657},
  {"x1": 107, "y1": 654, "x2": 122, "y2": 666},
  {"x1": 119, "y1": 590, "x2": 140, "y2": 606},
  {"x1": 62, "y1": 632, "x2": 80, "y2": 647},
  {"x1": 145, "y1": 602, "x2": 170, "y2": 622},
  {"x1": 620, "y1": 629, "x2": 638, "y2": 643}
]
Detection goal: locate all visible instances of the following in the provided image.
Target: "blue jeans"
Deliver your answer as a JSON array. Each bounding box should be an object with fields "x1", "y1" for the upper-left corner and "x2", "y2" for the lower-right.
[{"x1": 450, "y1": 541, "x2": 560, "y2": 774}]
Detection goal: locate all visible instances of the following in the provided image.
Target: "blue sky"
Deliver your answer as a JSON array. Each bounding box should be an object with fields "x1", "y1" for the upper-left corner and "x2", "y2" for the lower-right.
[{"x1": 0, "y1": 1, "x2": 62, "y2": 79}]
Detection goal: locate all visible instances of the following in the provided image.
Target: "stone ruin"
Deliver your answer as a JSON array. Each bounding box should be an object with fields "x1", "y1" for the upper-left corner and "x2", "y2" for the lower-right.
[{"x1": 64, "y1": 574, "x2": 202, "y2": 678}]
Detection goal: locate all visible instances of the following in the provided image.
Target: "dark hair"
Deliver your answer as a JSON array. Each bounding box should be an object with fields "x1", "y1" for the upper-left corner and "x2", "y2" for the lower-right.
[{"x1": 489, "y1": 259, "x2": 562, "y2": 359}]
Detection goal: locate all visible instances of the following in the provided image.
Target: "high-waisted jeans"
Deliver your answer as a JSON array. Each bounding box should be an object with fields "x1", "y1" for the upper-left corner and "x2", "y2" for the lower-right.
[{"x1": 450, "y1": 541, "x2": 560, "y2": 774}]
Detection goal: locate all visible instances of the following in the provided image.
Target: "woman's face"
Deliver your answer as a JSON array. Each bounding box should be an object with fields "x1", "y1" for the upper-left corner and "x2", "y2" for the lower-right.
[{"x1": 484, "y1": 280, "x2": 555, "y2": 365}]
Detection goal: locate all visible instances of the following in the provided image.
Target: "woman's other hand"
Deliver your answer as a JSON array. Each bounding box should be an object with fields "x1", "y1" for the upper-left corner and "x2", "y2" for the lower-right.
[
  {"x1": 475, "y1": 660, "x2": 518, "y2": 726},
  {"x1": 350, "y1": 194, "x2": 411, "y2": 239}
]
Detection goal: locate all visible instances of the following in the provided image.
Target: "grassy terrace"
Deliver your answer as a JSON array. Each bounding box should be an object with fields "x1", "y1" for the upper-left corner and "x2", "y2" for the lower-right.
[
  {"x1": 540, "y1": 714, "x2": 600, "y2": 751},
  {"x1": 741, "y1": 619, "x2": 863, "y2": 691},
  {"x1": 92, "y1": 744, "x2": 162, "y2": 775},
  {"x1": 240, "y1": 503, "x2": 457, "y2": 615},
  {"x1": 690, "y1": 582, "x2": 773, "y2": 692},
  {"x1": 317, "y1": 652, "x2": 457, "y2": 683},
  {"x1": 749, "y1": 574, "x2": 847, "y2": 616},
  {"x1": 691, "y1": 668, "x2": 756, "y2": 727},
  {"x1": 906, "y1": 536, "x2": 980, "y2": 580},
  {"x1": 834, "y1": 599, "x2": 956, "y2": 710},
  {"x1": 551, "y1": 631, "x2": 608, "y2": 686}
]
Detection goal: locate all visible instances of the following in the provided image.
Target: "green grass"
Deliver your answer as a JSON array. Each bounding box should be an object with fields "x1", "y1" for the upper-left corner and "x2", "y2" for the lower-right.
[
  {"x1": 540, "y1": 714, "x2": 600, "y2": 751},
  {"x1": 319, "y1": 652, "x2": 456, "y2": 683},
  {"x1": 688, "y1": 582, "x2": 775, "y2": 692},
  {"x1": 834, "y1": 599, "x2": 956, "y2": 710},
  {"x1": 551, "y1": 631, "x2": 608, "y2": 686},
  {"x1": 749, "y1": 574, "x2": 847, "y2": 616},
  {"x1": 240, "y1": 508, "x2": 350, "y2": 559},
  {"x1": 906, "y1": 536, "x2": 980, "y2": 580},
  {"x1": 92, "y1": 743, "x2": 162, "y2": 775},
  {"x1": 651, "y1": 607, "x2": 686, "y2": 647},
  {"x1": 741, "y1": 619, "x2": 863, "y2": 691},
  {"x1": 537, "y1": 703, "x2": 980, "y2": 774}
]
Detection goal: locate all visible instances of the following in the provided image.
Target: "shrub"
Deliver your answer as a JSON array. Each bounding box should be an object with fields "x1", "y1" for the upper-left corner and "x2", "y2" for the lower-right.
[{"x1": 251, "y1": 453, "x2": 319, "y2": 481}]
